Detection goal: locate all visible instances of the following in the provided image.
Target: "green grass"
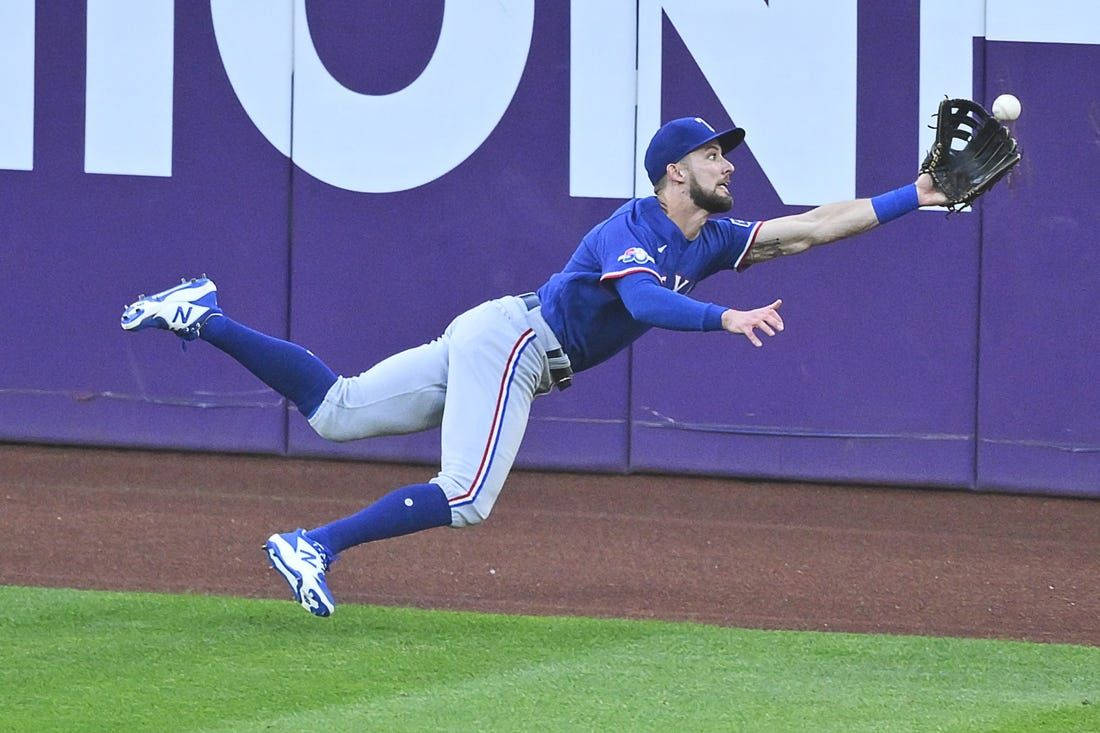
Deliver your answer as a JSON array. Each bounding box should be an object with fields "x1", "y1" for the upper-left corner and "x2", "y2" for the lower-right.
[{"x1": 0, "y1": 586, "x2": 1096, "y2": 732}]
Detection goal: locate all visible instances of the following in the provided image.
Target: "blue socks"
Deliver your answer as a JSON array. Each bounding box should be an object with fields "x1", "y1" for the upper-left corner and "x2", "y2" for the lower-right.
[
  {"x1": 306, "y1": 483, "x2": 453, "y2": 554},
  {"x1": 196, "y1": 315, "x2": 453, "y2": 554},
  {"x1": 199, "y1": 315, "x2": 337, "y2": 417}
]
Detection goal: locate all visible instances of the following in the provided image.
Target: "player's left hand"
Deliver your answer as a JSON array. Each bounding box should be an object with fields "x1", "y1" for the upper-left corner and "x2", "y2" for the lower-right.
[
  {"x1": 915, "y1": 173, "x2": 948, "y2": 207},
  {"x1": 721, "y1": 299, "x2": 784, "y2": 347}
]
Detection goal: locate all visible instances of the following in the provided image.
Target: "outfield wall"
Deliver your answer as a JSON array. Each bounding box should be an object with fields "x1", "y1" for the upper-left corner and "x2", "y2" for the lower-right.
[{"x1": 0, "y1": 1, "x2": 1096, "y2": 496}]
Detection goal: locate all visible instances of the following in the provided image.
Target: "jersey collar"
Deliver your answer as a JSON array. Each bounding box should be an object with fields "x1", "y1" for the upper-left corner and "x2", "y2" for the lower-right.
[{"x1": 637, "y1": 196, "x2": 691, "y2": 245}]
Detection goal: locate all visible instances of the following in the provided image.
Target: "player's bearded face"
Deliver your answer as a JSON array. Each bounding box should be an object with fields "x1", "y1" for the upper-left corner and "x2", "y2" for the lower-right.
[
  {"x1": 683, "y1": 150, "x2": 734, "y2": 213},
  {"x1": 687, "y1": 172, "x2": 733, "y2": 214}
]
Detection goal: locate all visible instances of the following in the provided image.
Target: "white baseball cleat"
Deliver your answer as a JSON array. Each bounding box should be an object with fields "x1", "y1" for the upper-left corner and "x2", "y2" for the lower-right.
[
  {"x1": 264, "y1": 529, "x2": 337, "y2": 617},
  {"x1": 120, "y1": 276, "x2": 221, "y2": 341}
]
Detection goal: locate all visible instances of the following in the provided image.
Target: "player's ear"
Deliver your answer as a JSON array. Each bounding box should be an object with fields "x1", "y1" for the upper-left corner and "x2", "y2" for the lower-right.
[{"x1": 667, "y1": 163, "x2": 685, "y2": 182}]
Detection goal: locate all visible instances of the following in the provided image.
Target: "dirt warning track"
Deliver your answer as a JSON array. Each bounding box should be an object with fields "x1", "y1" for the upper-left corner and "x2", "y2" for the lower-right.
[{"x1": 1, "y1": 444, "x2": 1096, "y2": 645}]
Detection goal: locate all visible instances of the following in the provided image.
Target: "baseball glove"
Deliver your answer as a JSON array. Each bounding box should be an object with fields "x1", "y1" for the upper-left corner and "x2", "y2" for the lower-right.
[{"x1": 920, "y1": 98, "x2": 1021, "y2": 212}]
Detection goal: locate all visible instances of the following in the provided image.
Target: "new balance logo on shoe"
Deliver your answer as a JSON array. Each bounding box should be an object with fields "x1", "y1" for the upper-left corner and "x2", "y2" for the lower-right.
[
  {"x1": 173, "y1": 305, "x2": 193, "y2": 323},
  {"x1": 298, "y1": 544, "x2": 320, "y2": 569}
]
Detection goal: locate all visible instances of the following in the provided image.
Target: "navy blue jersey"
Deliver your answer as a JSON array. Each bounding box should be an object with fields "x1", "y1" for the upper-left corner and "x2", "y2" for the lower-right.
[{"x1": 537, "y1": 196, "x2": 761, "y2": 373}]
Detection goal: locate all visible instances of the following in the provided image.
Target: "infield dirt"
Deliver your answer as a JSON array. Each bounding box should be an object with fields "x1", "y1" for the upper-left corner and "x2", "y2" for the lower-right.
[{"x1": 1, "y1": 444, "x2": 1096, "y2": 645}]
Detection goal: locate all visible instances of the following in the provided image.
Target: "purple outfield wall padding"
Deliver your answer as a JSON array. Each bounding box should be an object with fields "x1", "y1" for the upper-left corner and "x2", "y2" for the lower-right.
[
  {"x1": 630, "y1": 8, "x2": 977, "y2": 488},
  {"x1": 0, "y1": 3, "x2": 290, "y2": 453},
  {"x1": 976, "y1": 40, "x2": 1100, "y2": 497},
  {"x1": 1, "y1": 1, "x2": 1096, "y2": 497}
]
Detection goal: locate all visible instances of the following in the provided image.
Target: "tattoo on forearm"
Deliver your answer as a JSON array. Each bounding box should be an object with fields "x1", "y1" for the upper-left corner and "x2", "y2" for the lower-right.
[
  {"x1": 748, "y1": 238, "x2": 803, "y2": 264},
  {"x1": 749, "y1": 239, "x2": 782, "y2": 263}
]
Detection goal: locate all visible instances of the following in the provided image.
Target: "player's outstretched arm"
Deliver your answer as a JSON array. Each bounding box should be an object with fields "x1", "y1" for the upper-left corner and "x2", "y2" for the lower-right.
[
  {"x1": 744, "y1": 173, "x2": 946, "y2": 266},
  {"x1": 720, "y1": 299, "x2": 784, "y2": 348},
  {"x1": 614, "y1": 274, "x2": 785, "y2": 348}
]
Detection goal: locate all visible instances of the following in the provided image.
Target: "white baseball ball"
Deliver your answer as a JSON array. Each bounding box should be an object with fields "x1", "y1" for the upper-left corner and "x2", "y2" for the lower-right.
[{"x1": 992, "y1": 94, "x2": 1021, "y2": 122}]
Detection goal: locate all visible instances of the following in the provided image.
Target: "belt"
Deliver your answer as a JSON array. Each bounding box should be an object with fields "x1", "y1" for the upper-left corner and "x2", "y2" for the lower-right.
[{"x1": 518, "y1": 292, "x2": 573, "y2": 390}]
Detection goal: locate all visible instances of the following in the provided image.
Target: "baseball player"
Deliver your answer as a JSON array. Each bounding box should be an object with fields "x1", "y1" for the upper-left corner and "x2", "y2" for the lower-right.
[{"x1": 121, "y1": 117, "x2": 956, "y2": 617}]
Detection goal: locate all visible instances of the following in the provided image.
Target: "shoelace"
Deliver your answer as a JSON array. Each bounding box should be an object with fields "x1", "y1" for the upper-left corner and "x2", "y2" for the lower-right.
[
  {"x1": 178, "y1": 315, "x2": 213, "y2": 351},
  {"x1": 306, "y1": 539, "x2": 334, "y2": 572},
  {"x1": 179, "y1": 324, "x2": 200, "y2": 351}
]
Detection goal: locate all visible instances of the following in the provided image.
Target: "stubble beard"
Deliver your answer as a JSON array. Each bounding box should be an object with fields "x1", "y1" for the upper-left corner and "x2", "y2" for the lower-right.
[{"x1": 688, "y1": 177, "x2": 733, "y2": 214}]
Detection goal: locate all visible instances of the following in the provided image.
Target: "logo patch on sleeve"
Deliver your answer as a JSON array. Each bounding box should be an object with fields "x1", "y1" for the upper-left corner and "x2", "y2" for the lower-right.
[
  {"x1": 728, "y1": 218, "x2": 754, "y2": 227},
  {"x1": 617, "y1": 246, "x2": 655, "y2": 265}
]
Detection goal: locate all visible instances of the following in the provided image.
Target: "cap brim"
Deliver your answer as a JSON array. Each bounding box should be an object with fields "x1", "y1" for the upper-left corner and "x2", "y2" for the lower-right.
[{"x1": 714, "y1": 127, "x2": 745, "y2": 153}]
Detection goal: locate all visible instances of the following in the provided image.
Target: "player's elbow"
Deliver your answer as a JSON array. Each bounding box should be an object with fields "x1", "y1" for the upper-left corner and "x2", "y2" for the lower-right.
[
  {"x1": 622, "y1": 298, "x2": 655, "y2": 324},
  {"x1": 618, "y1": 288, "x2": 662, "y2": 325},
  {"x1": 622, "y1": 295, "x2": 687, "y2": 330}
]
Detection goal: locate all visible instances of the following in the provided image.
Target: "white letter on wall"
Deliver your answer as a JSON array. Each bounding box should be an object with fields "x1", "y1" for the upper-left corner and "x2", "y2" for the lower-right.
[
  {"x1": 85, "y1": 0, "x2": 175, "y2": 176},
  {"x1": 570, "y1": 0, "x2": 637, "y2": 198},
  {"x1": 637, "y1": 0, "x2": 858, "y2": 205},
  {"x1": 213, "y1": 0, "x2": 532, "y2": 193},
  {"x1": 0, "y1": 0, "x2": 35, "y2": 171},
  {"x1": 210, "y1": 0, "x2": 293, "y2": 156},
  {"x1": 291, "y1": 0, "x2": 533, "y2": 193},
  {"x1": 918, "y1": 0, "x2": 985, "y2": 168},
  {"x1": 986, "y1": 0, "x2": 1100, "y2": 44}
]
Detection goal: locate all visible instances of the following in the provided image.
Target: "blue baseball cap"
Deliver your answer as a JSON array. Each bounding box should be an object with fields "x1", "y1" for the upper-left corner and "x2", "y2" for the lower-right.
[{"x1": 644, "y1": 117, "x2": 745, "y2": 185}]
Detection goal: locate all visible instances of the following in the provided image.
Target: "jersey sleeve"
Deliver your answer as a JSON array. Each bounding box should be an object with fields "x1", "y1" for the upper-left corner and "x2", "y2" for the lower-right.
[
  {"x1": 614, "y1": 275, "x2": 725, "y2": 331},
  {"x1": 592, "y1": 218, "x2": 663, "y2": 284},
  {"x1": 712, "y1": 217, "x2": 764, "y2": 273}
]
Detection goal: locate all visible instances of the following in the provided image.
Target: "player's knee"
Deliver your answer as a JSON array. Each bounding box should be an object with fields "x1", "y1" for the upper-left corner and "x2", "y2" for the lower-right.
[
  {"x1": 306, "y1": 383, "x2": 373, "y2": 442},
  {"x1": 432, "y1": 474, "x2": 494, "y2": 528},
  {"x1": 308, "y1": 415, "x2": 358, "y2": 442},
  {"x1": 448, "y1": 503, "x2": 491, "y2": 528},
  {"x1": 306, "y1": 383, "x2": 352, "y2": 441}
]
